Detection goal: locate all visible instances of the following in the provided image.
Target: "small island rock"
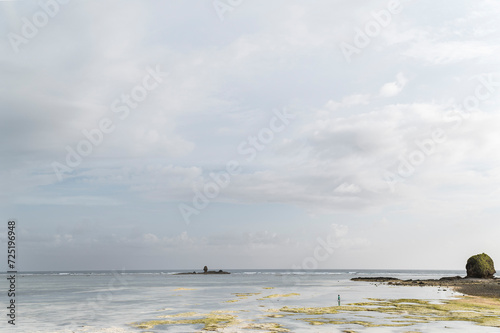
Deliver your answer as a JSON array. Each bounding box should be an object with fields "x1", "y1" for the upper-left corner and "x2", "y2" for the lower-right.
[
  {"x1": 174, "y1": 266, "x2": 230, "y2": 275},
  {"x1": 466, "y1": 253, "x2": 496, "y2": 279}
]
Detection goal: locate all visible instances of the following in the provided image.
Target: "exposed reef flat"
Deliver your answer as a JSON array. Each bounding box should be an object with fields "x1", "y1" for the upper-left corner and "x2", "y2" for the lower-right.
[
  {"x1": 352, "y1": 276, "x2": 500, "y2": 298},
  {"x1": 131, "y1": 295, "x2": 500, "y2": 331},
  {"x1": 277, "y1": 297, "x2": 500, "y2": 328}
]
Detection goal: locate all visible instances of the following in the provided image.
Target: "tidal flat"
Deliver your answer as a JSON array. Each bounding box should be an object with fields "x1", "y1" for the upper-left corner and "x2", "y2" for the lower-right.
[{"x1": 131, "y1": 286, "x2": 500, "y2": 332}]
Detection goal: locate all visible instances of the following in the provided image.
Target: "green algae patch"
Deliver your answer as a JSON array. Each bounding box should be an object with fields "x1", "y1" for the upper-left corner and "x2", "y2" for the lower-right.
[
  {"x1": 243, "y1": 322, "x2": 290, "y2": 332},
  {"x1": 280, "y1": 305, "x2": 339, "y2": 315},
  {"x1": 279, "y1": 305, "x2": 366, "y2": 315},
  {"x1": 266, "y1": 314, "x2": 286, "y2": 318},
  {"x1": 225, "y1": 292, "x2": 262, "y2": 303},
  {"x1": 173, "y1": 287, "x2": 196, "y2": 291},
  {"x1": 259, "y1": 293, "x2": 300, "y2": 300},
  {"x1": 132, "y1": 311, "x2": 239, "y2": 331},
  {"x1": 156, "y1": 307, "x2": 174, "y2": 311},
  {"x1": 299, "y1": 318, "x2": 412, "y2": 328},
  {"x1": 300, "y1": 318, "x2": 343, "y2": 325},
  {"x1": 158, "y1": 311, "x2": 198, "y2": 318},
  {"x1": 264, "y1": 309, "x2": 296, "y2": 319},
  {"x1": 232, "y1": 292, "x2": 261, "y2": 299},
  {"x1": 263, "y1": 287, "x2": 275, "y2": 289},
  {"x1": 277, "y1": 296, "x2": 500, "y2": 329}
]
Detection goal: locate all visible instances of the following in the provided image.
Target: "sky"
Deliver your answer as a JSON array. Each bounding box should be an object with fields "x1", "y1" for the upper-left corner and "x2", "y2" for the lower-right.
[{"x1": 1, "y1": 0, "x2": 500, "y2": 271}]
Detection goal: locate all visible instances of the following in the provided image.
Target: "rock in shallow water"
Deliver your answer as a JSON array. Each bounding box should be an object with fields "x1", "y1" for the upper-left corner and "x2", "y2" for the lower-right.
[{"x1": 466, "y1": 253, "x2": 496, "y2": 279}]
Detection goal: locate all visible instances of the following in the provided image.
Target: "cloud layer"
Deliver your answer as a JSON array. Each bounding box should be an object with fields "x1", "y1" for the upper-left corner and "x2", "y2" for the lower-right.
[{"x1": 2, "y1": 0, "x2": 500, "y2": 270}]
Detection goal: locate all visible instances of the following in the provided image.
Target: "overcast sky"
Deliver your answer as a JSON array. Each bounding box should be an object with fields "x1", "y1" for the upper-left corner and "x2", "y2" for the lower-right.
[{"x1": 1, "y1": 0, "x2": 500, "y2": 271}]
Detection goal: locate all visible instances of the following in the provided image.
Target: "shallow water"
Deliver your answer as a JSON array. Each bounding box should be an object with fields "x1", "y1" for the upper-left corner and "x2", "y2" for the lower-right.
[{"x1": 4, "y1": 269, "x2": 499, "y2": 332}]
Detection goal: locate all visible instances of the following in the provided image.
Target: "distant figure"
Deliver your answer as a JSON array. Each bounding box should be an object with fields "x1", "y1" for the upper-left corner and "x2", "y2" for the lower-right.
[
  {"x1": 338, "y1": 294, "x2": 341, "y2": 306},
  {"x1": 203, "y1": 266, "x2": 208, "y2": 273}
]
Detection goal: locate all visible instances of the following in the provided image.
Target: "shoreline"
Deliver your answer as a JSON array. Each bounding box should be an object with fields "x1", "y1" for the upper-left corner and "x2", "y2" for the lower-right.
[{"x1": 352, "y1": 276, "x2": 500, "y2": 298}]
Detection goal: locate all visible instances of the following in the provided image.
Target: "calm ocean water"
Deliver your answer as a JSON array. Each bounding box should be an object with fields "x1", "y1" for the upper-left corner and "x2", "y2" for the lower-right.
[{"x1": 4, "y1": 269, "x2": 493, "y2": 333}]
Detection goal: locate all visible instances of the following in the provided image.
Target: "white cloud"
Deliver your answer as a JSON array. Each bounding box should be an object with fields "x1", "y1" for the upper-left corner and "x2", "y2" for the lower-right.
[
  {"x1": 404, "y1": 40, "x2": 495, "y2": 65},
  {"x1": 325, "y1": 94, "x2": 370, "y2": 111},
  {"x1": 334, "y1": 183, "x2": 362, "y2": 194},
  {"x1": 379, "y1": 72, "x2": 408, "y2": 97}
]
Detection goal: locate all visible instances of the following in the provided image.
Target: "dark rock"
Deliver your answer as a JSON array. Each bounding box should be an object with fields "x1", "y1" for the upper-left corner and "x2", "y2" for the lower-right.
[
  {"x1": 351, "y1": 277, "x2": 400, "y2": 282},
  {"x1": 440, "y1": 276, "x2": 463, "y2": 281},
  {"x1": 466, "y1": 253, "x2": 496, "y2": 279},
  {"x1": 203, "y1": 266, "x2": 208, "y2": 273},
  {"x1": 206, "y1": 270, "x2": 230, "y2": 274}
]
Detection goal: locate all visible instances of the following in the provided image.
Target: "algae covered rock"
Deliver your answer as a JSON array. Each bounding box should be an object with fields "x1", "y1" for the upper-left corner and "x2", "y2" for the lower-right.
[{"x1": 466, "y1": 253, "x2": 496, "y2": 278}]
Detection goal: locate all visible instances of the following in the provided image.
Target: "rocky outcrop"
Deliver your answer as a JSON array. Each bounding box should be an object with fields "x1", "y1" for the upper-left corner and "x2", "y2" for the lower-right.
[
  {"x1": 174, "y1": 267, "x2": 230, "y2": 275},
  {"x1": 205, "y1": 269, "x2": 230, "y2": 274},
  {"x1": 466, "y1": 253, "x2": 496, "y2": 278}
]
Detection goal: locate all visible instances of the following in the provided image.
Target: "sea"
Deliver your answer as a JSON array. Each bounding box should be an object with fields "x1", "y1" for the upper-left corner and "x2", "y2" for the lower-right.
[{"x1": 2, "y1": 269, "x2": 497, "y2": 333}]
